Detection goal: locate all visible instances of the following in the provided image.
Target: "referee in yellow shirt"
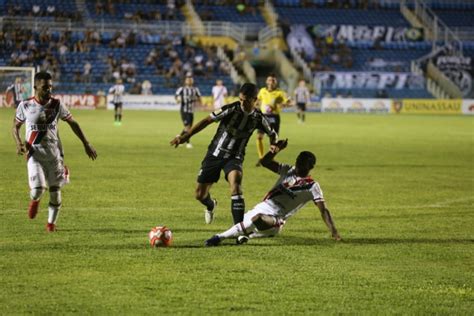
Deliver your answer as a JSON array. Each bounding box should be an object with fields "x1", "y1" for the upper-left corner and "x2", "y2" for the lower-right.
[{"x1": 256, "y1": 74, "x2": 291, "y2": 166}]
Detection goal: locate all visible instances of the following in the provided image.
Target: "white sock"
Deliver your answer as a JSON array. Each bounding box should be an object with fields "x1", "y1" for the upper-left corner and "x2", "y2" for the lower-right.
[
  {"x1": 218, "y1": 222, "x2": 256, "y2": 239},
  {"x1": 48, "y1": 204, "x2": 61, "y2": 224},
  {"x1": 48, "y1": 190, "x2": 62, "y2": 224}
]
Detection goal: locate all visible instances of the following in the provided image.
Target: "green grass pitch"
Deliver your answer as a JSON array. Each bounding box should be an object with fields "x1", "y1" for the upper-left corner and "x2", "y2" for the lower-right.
[{"x1": 0, "y1": 108, "x2": 473, "y2": 314}]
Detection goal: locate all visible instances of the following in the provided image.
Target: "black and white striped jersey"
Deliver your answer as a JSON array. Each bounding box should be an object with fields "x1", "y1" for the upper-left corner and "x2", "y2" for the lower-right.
[
  {"x1": 7, "y1": 83, "x2": 24, "y2": 104},
  {"x1": 176, "y1": 86, "x2": 201, "y2": 113},
  {"x1": 207, "y1": 101, "x2": 277, "y2": 160}
]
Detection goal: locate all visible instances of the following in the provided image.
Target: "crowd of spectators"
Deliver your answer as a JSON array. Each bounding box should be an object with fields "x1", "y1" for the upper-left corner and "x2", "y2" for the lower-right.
[
  {"x1": 1, "y1": 24, "x2": 231, "y2": 93},
  {"x1": 94, "y1": 0, "x2": 183, "y2": 21},
  {"x1": 277, "y1": 0, "x2": 380, "y2": 10},
  {"x1": 6, "y1": 3, "x2": 82, "y2": 21},
  {"x1": 305, "y1": 36, "x2": 353, "y2": 72},
  {"x1": 143, "y1": 37, "x2": 229, "y2": 88}
]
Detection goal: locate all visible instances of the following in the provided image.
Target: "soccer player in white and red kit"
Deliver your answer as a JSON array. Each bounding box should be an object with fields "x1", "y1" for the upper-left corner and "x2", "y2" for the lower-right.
[
  {"x1": 12, "y1": 71, "x2": 97, "y2": 232},
  {"x1": 205, "y1": 139, "x2": 341, "y2": 246}
]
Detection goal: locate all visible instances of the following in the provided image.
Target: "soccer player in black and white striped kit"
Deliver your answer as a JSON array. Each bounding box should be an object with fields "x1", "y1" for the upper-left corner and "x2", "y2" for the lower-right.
[
  {"x1": 170, "y1": 83, "x2": 278, "y2": 226},
  {"x1": 6, "y1": 77, "x2": 26, "y2": 108},
  {"x1": 175, "y1": 76, "x2": 202, "y2": 149}
]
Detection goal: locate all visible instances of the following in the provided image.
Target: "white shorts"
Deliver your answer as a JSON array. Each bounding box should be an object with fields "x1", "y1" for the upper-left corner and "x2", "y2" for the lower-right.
[
  {"x1": 243, "y1": 202, "x2": 285, "y2": 237},
  {"x1": 27, "y1": 155, "x2": 65, "y2": 189}
]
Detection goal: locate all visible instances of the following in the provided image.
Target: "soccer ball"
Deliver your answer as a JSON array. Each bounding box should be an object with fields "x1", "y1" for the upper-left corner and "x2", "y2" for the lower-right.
[{"x1": 148, "y1": 226, "x2": 173, "y2": 247}]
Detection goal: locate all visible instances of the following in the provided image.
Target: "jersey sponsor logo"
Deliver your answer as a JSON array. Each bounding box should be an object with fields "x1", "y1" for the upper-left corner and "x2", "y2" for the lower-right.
[{"x1": 30, "y1": 123, "x2": 57, "y2": 131}]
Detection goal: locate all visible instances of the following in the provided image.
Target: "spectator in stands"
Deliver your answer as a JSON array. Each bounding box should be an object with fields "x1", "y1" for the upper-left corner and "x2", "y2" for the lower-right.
[
  {"x1": 83, "y1": 61, "x2": 92, "y2": 84},
  {"x1": 184, "y1": 45, "x2": 196, "y2": 60},
  {"x1": 126, "y1": 31, "x2": 137, "y2": 47},
  {"x1": 46, "y1": 5, "x2": 56, "y2": 16},
  {"x1": 141, "y1": 80, "x2": 153, "y2": 95},
  {"x1": 219, "y1": 60, "x2": 231, "y2": 75},
  {"x1": 145, "y1": 48, "x2": 159, "y2": 66},
  {"x1": 32, "y1": 4, "x2": 41, "y2": 16},
  {"x1": 166, "y1": 0, "x2": 177, "y2": 20},
  {"x1": 106, "y1": 0, "x2": 115, "y2": 16},
  {"x1": 206, "y1": 57, "x2": 216, "y2": 75},
  {"x1": 95, "y1": 2, "x2": 104, "y2": 15},
  {"x1": 58, "y1": 43, "x2": 68, "y2": 64},
  {"x1": 130, "y1": 82, "x2": 141, "y2": 95},
  {"x1": 183, "y1": 60, "x2": 194, "y2": 75}
]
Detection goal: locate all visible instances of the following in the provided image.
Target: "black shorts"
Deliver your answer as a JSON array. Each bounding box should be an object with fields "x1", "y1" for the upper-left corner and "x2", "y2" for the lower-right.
[
  {"x1": 114, "y1": 102, "x2": 123, "y2": 111},
  {"x1": 197, "y1": 154, "x2": 243, "y2": 184},
  {"x1": 296, "y1": 102, "x2": 306, "y2": 111},
  {"x1": 258, "y1": 114, "x2": 280, "y2": 134},
  {"x1": 181, "y1": 111, "x2": 194, "y2": 126}
]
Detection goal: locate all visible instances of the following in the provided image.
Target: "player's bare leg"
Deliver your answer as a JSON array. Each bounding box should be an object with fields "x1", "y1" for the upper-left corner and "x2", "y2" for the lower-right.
[
  {"x1": 205, "y1": 214, "x2": 281, "y2": 246},
  {"x1": 195, "y1": 182, "x2": 216, "y2": 224},
  {"x1": 256, "y1": 131, "x2": 265, "y2": 166},
  {"x1": 28, "y1": 186, "x2": 45, "y2": 219},
  {"x1": 227, "y1": 170, "x2": 244, "y2": 224},
  {"x1": 46, "y1": 186, "x2": 62, "y2": 232}
]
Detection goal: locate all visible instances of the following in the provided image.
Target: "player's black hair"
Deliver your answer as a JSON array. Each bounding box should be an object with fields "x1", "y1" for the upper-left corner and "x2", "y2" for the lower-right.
[
  {"x1": 34, "y1": 71, "x2": 52, "y2": 83},
  {"x1": 296, "y1": 151, "x2": 316, "y2": 169},
  {"x1": 267, "y1": 73, "x2": 277, "y2": 78},
  {"x1": 240, "y1": 83, "x2": 258, "y2": 98}
]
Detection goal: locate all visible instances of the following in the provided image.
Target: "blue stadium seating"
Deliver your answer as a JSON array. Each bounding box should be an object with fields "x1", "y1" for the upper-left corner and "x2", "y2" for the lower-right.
[
  {"x1": 196, "y1": 5, "x2": 265, "y2": 23},
  {"x1": 275, "y1": 7, "x2": 410, "y2": 26}
]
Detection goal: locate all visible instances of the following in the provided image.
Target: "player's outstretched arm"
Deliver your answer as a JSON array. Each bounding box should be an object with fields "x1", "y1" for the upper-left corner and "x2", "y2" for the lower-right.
[
  {"x1": 260, "y1": 139, "x2": 288, "y2": 173},
  {"x1": 12, "y1": 119, "x2": 26, "y2": 155},
  {"x1": 170, "y1": 116, "x2": 214, "y2": 148},
  {"x1": 315, "y1": 201, "x2": 341, "y2": 241},
  {"x1": 65, "y1": 118, "x2": 97, "y2": 160}
]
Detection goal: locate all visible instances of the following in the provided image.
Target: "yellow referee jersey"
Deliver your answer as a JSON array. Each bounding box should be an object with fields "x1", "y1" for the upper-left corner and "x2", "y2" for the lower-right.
[{"x1": 257, "y1": 87, "x2": 288, "y2": 115}]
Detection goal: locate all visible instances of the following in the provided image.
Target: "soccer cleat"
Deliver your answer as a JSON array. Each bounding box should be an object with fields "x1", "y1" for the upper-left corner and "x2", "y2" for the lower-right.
[
  {"x1": 64, "y1": 165, "x2": 70, "y2": 184},
  {"x1": 46, "y1": 223, "x2": 56, "y2": 232},
  {"x1": 236, "y1": 235, "x2": 249, "y2": 245},
  {"x1": 204, "y1": 199, "x2": 217, "y2": 224},
  {"x1": 205, "y1": 235, "x2": 222, "y2": 247},
  {"x1": 186, "y1": 143, "x2": 193, "y2": 149},
  {"x1": 28, "y1": 200, "x2": 40, "y2": 219}
]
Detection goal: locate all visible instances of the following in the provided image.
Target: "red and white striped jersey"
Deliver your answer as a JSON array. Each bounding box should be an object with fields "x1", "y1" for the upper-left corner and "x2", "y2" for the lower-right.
[
  {"x1": 15, "y1": 97, "x2": 72, "y2": 157},
  {"x1": 262, "y1": 164, "x2": 324, "y2": 219}
]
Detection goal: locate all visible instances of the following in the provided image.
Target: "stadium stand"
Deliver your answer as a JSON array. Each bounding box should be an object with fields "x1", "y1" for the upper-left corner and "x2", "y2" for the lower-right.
[{"x1": 1, "y1": 0, "x2": 473, "y2": 99}]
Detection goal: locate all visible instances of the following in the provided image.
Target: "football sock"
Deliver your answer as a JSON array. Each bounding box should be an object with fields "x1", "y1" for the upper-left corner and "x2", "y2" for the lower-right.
[
  {"x1": 302, "y1": 113, "x2": 305, "y2": 122},
  {"x1": 118, "y1": 114, "x2": 122, "y2": 122},
  {"x1": 218, "y1": 222, "x2": 255, "y2": 239},
  {"x1": 200, "y1": 194, "x2": 215, "y2": 211},
  {"x1": 30, "y1": 187, "x2": 45, "y2": 200},
  {"x1": 256, "y1": 138, "x2": 264, "y2": 159},
  {"x1": 114, "y1": 114, "x2": 118, "y2": 121},
  {"x1": 48, "y1": 190, "x2": 62, "y2": 224},
  {"x1": 297, "y1": 113, "x2": 301, "y2": 120},
  {"x1": 231, "y1": 195, "x2": 245, "y2": 224}
]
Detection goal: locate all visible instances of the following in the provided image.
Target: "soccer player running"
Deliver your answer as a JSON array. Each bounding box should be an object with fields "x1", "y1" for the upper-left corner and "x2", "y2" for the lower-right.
[
  {"x1": 170, "y1": 83, "x2": 278, "y2": 225},
  {"x1": 205, "y1": 139, "x2": 341, "y2": 246},
  {"x1": 255, "y1": 73, "x2": 291, "y2": 166},
  {"x1": 294, "y1": 79, "x2": 311, "y2": 123},
  {"x1": 108, "y1": 78, "x2": 125, "y2": 126},
  {"x1": 6, "y1": 77, "x2": 26, "y2": 108},
  {"x1": 175, "y1": 75, "x2": 202, "y2": 149},
  {"x1": 211, "y1": 79, "x2": 228, "y2": 110},
  {"x1": 12, "y1": 71, "x2": 97, "y2": 232}
]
